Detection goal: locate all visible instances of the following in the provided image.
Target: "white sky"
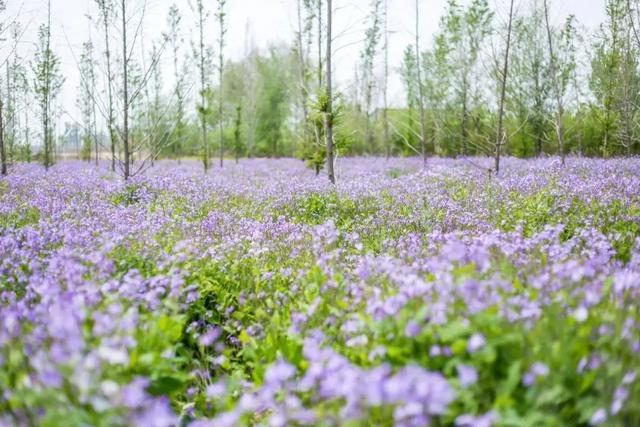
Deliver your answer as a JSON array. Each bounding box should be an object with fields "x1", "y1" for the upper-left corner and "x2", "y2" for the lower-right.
[{"x1": 5, "y1": 0, "x2": 606, "y2": 124}]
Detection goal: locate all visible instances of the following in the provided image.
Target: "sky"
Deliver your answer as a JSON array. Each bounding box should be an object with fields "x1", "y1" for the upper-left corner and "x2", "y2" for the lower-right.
[{"x1": 5, "y1": 0, "x2": 607, "y2": 125}]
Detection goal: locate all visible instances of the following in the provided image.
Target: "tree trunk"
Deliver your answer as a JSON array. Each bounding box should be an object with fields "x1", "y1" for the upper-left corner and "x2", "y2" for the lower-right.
[
  {"x1": 235, "y1": 105, "x2": 241, "y2": 163},
  {"x1": 383, "y1": 0, "x2": 390, "y2": 159},
  {"x1": 0, "y1": 98, "x2": 6, "y2": 175},
  {"x1": 543, "y1": 0, "x2": 566, "y2": 166},
  {"x1": 219, "y1": 3, "x2": 225, "y2": 168},
  {"x1": 198, "y1": 2, "x2": 209, "y2": 173},
  {"x1": 99, "y1": 4, "x2": 117, "y2": 172},
  {"x1": 318, "y1": 0, "x2": 323, "y2": 88},
  {"x1": 5, "y1": 62, "x2": 11, "y2": 165},
  {"x1": 495, "y1": 0, "x2": 515, "y2": 174},
  {"x1": 415, "y1": 0, "x2": 427, "y2": 167},
  {"x1": 44, "y1": 0, "x2": 52, "y2": 171},
  {"x1": 461, "y1": 84, "x2": 469, "y2": 156},
  {"x1": 43, "y1": 92, "x2": 50, "y2": 169},
  {"x1": 603, "y1": 110, "x2": 610, "y2": 158},
  {"x1": 121, "y1": 0, "x2": 130, "y2": 180},
  {"x1": 24, "y1": 104, "x2": 30, "y2": 163},
  {"x1": 325, "y1": 0, "x2": 335, "y2": 184},
  {"x1": 44, "y1": 113, "x2": 49, "y2": 170},
  {"x1": 91, "y1": 43, "x2": 99, "y2": 166},
  {"x1": 296, "y1": 0, "x2": 311, "y2": 151}
]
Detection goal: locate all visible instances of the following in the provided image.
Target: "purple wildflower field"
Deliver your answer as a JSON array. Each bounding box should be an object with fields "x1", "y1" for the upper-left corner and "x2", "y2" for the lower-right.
[{"x1": 1, "y1": 157, "x2": 640, "y2": 426}]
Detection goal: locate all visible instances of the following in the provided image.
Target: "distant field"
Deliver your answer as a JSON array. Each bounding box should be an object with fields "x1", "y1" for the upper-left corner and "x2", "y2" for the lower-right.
[{"x1": 1, "y1": 157, "x2": 639, "y2": 426}]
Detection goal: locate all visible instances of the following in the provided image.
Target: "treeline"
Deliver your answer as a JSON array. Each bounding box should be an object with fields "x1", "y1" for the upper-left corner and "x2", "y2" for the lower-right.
[
  {"x1": 397, "y1": 0, "x2": 640, "y2": 160},
  {"x1": 1, "y1": 0, "x2": 640, "y2": 180}
]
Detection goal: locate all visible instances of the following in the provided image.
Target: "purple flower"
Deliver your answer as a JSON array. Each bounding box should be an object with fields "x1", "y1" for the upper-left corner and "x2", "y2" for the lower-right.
[
  {"x1": 131, "y1": 397, "x2": 177, "y2": 427},
  {"x1": 198, "y1": 327, "x2": 221, "y2": 347},
  {"x1": 264, "y1": 358, "x2": 296, "y2": 385},
  {"x1": 205, "y1": 381, "x2": 226, "y2": 399},
  {"x1": 467, "y1": 333, "x2": 486, "y2": 353},
  {"x1": 523, "y1": 362, "x2": 549, "y2": 386},
  {"x1": 589, "y1": 408, "x2": 607, "y2": 425},
  {"x1": 455, "y1": 411, "x2": 496, "y2": 427},
  {"x1": 611, "y1": 386, "x2": 628, "y2": 415},
  {"x1": 622, "y1": 370, "x2": 637, "y2": 385},
  {"x1": 572, "y1": 306, "x2": 588, "y2": 322},
  {"x1": 404, "y1": 320, "x2": 421, "y2": 338},
  {"x1": 208, "y1": 411, "x2": 240, "y2": 427},
  {"x1": 457, "y1": 364, "x2": 478, "y2": 388},
  {"x1": 430, "y1": 345, "x2": 442, "y2": 357},
  {"x1": 40, "y1": 370, "x2": 63, "y2": 388},
  {"x1": 346, "y1": 334, "x2": 368, "y2": 347},
  {"x1": 121, "y1": 377, "x2": 150, "y2": 408}
]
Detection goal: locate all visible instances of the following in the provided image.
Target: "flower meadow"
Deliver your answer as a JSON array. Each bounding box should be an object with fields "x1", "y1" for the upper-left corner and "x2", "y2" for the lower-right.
[{"x1": 1, "y1": 157, "x2": 640, "y2": 427}]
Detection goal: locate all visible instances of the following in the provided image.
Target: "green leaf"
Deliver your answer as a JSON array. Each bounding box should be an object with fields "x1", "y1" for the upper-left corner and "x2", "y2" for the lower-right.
[
  {"x1": 147, "y1": 376, "x2": 186, "y2": 396},
  {"x1": 498, "y1": 360, "x2": 522, "y2": 397}
]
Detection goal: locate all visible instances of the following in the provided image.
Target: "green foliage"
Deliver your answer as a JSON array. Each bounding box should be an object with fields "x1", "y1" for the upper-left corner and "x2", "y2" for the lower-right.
[
  {"x1": 5, "y1": 164, "x2": 640, "y2": 425},
  {"x1": 77, "y1": 40, "x2": 96, "y2": 164},
  {"x1": 254, "y1": 47, "x2": 293, "y2": 157},
  {"x1": 0, "y1": 206, "x2": 40, "y2": 229},
  {"x1": 303, "y1": 142, "x2": 326, "y2": 173},
  {"x1": 110, "y1": 184, "x2": 149, "y2": 206},
  {"x1": 81, "y1": 0, "x2": 636, "y2": 162},
  {"x1": 492, "y1": 186, "x2": 640, "y2": 262},
  {"x1": 80, "y1": 135, "x2": 92, "y2": 162},
  {"x1": 302, "y1": 88, "x2": 352, "y2": 172},
  {"x1": 32, "y1": 21, "x2": 65, "y2": 169},
  {"x1": 589, "y1": 0, "x2": 640, "y2": 156}
]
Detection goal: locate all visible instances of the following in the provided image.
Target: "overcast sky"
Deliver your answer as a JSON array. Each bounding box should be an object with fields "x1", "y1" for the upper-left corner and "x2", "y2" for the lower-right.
[{"x1": 6, "y1": 0, "x2": 606, "y2": 124}]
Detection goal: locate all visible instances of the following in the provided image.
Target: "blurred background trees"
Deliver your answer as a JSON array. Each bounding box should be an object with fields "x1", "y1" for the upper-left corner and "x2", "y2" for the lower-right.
[{"x1": 2, "y1": 0, "x2": 640, "y2": 178}]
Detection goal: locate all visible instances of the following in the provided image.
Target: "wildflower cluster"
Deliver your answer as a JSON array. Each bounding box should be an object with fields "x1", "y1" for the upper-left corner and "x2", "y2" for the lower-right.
[{"x1": 1, "y1": 157, "x2": 639, "y2": 426}]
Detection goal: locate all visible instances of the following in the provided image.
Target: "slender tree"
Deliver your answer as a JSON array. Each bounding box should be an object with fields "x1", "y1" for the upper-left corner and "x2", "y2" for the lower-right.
[
  {"x1": 0, "y1": 0, "x2": 8, "y2": 174},
  {"x1": 544, "y1": 0, "x2": 576, "y2": 164},
  {"x1": 510, "y1": 2, "x2": 551, "y2": 157},
  {"x1": 7, "y1": 21, "x2": 29, "y2": 166},
  {"x1": 317, "y1": 0, "x2": 323, "y2": 88},
  {"x1": 590, "y1": 0, "x2": 637, "y2": 157},
  {"x1": 95, "y1": 0, "x2": 117, "y2": 171},
  {"x1": 194, "y1": 0, "x2": 211, "y2": 172},
  {"x1": 166, "y1": 4, "x2": 185, "y2": 160},
  {"x1": 234, "y1": 105, "x2": 242, "y2": 163},
  {"x1": 360, "y1": 0, "x2": 383, "y2": 152},
  {"x1": 400, "y1": 45, "x2": 418, "y2": 145},
  {"x1": 325, "y1": 0, "x2": 335, "y2": 184},
  {"x1": 243, "y1": 22, "x2": 261, "y2": 158},
  {"x1": 217, "y1": 0, "x2": 227, "y2": 167},
  {"x1": 32, "y1": 0, "x2": 64, "y2": 170},
  {"x1": 442, "y1": 0, "x2": 493, "y2": 156},
  {"x1": 120, "y1": 0, "x2": 131, "y2": 178},
  {"x1": 5, "y1": 59, "x2": 14, "y2": 164},
  {"x1": 383, "y1": 0, "x2": 391, "y2": 159},
  {"x1": 145, "y1": 42, "x2": 168, "y2": 167},
  {"x1": 17, "y1": 63, "x2": 31, "y2": 163},
  {"x1": 494, "y1": 0, "x2": 516, "y2": 174},
  {"x1": 423, "y1": 34, "x2": 450, "y2": 155},
  {"x1": 295, "y1": 0, "x2": 312, "y2": 153},
  {"x1": 101, "y1": 0, "x2": 166, "y2": 179},
  {"x1": 78, "y1": 41, "x2": 98, "y2": 164},
  {"x1": 415, "y1": 0, "x2": 427, "y2": 166},
  {"x1": 302, "y1": 0, "x2": 325, "y2": 173},
  {"x1": 0, "y1": 93, "x2": 5, "y2": 175}
]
